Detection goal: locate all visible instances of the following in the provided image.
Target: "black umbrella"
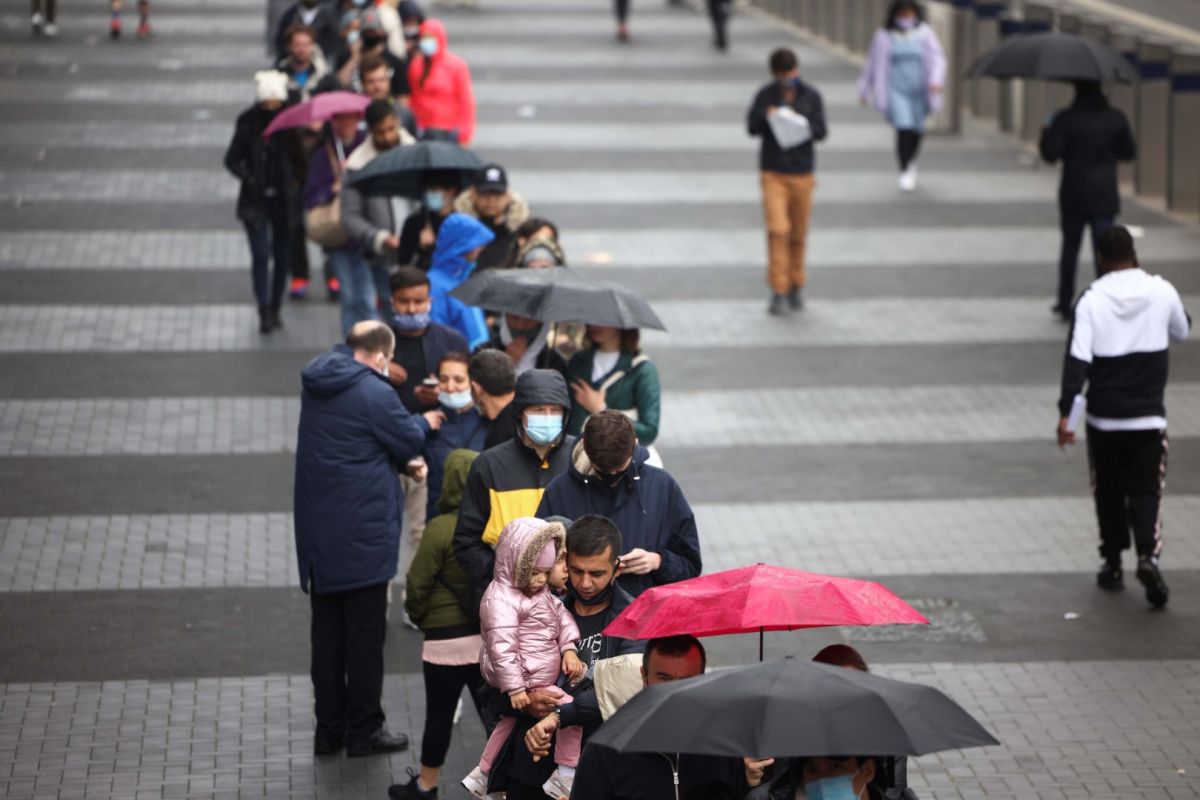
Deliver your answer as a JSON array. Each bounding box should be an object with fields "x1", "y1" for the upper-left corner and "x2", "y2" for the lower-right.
[
  {"x1": 450, "y1": 268, "x2": 667, "y2": 331},
  {"x1": 588, "y1": 657, "x2": 999, "y2": 758},
  {"x1": 344, "y1": 140, "x2": 485, "y2": 197},
  {"x1": 967, "y1": 32, "x2": 1135, "y2": 83}
]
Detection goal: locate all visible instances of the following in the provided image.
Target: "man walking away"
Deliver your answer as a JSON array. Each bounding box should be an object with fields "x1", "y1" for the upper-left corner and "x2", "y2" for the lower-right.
[
  {"x1": 747, "y1": 48, "x2": 827, "y2": 316},
  {"x1": 294, "y1": 321, "x2": 426, "y2": 757},
  {"x1": 1057, "y1": 227, "x2": 1189, "y2": 609},
  {"x1": 1039, "y1": 80, "x2": 1136, "y2": 322}
]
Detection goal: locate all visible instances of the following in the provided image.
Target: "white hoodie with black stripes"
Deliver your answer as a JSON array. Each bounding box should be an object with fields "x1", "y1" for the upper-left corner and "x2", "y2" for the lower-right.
[{"x1": 1059, "y1": 268, "x2": 1191, "y2": 430}]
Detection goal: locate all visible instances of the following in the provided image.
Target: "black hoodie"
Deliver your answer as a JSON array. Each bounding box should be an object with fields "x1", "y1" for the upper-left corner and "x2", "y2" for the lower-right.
[
  {"x1": 1039, "y1": 83, "x2": 1136, "y2": 218},
  {"x1": 453, "y1": 369, "x2": 575, "y2": 596}
]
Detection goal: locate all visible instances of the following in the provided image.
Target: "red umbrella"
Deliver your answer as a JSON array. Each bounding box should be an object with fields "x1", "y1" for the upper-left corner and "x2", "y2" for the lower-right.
[
  {"x1": 603, "y1": 564, "x2": 929, "y2": 660},
  {"x1": 262, "y1": 91, "x2": 370, "y2": 139}
]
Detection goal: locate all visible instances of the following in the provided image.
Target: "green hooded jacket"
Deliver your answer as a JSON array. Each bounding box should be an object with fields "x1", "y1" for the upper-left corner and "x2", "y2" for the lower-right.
[
  {"x1": 405, "y1": 448, "x2": 481, "y2": 636},
  {"x1": 564, "y1": 348, "x2": 661, "y2": 444}
]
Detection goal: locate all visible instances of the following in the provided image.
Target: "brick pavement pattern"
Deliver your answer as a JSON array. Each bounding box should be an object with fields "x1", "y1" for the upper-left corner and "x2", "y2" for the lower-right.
[{"x1": 2, "y1": 0, "x2": 1200, "y2": 798}]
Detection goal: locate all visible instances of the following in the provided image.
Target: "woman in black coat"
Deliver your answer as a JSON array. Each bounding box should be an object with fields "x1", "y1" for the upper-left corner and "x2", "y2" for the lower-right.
[
  {"x1": 223, "y1": 70, "x2": 304, "y2": 333},
  {"x1": 1039, "y1": 80, "x2": 1137, "y2": 320}
]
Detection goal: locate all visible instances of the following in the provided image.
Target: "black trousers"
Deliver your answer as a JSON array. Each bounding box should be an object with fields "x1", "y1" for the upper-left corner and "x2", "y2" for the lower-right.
[
  {"x1": 707, "y1": 0, "x2": 730, "y2": 44},
  {"x1": 896, "y1": 129, "x2": 923, "y2": 171},
  {"x1": 1086, "y1": 426, "x2": 1168, "y2": 563},
  {"x1": 310, "y1": 582, "x2": 389, "y2": 744},
  {"x1": 614, "y1": 0, "x2": 629, "y2": 22},
  {"x1": 1056, "y1": 211, "x2": 1113, "y2": 312},
  {"x1": 419, "y1": 661, "x2": 489, "y2": 768}
]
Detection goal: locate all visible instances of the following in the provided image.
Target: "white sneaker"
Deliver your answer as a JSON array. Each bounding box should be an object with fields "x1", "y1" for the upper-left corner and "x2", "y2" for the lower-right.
[
  {"x1": 462, "y1": 766, "x2": 489, "y2": 799},
  {"x1": 898, "y1": 166, "x2": 917, "y2": 192},
  {"x1": 543, "y1": 769, "x2": 574, "y2": 799},
  {"x1": 31, "y1": 12, "x2": 44, "y2": 33},
  {"x1": 44, "y1": 22, "x2": 57, "y2": 36}
]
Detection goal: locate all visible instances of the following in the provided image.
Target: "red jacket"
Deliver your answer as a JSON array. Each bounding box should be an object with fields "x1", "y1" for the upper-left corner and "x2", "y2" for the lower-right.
[{"x1": 407, "y1": 19, "x2": 476, "y2": 145}]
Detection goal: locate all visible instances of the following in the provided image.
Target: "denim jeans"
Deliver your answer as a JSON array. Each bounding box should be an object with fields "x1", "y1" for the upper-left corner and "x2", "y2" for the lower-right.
[
  {"x1": 329, "y1": 249, "x2": 377, "y2": 338},
  {"x1": 371, "y1": 264, "x2": 392, "y2": 319},
  {"x1": 243, "y1": 201, "x2": 291, "y2": 308},
  {"x1": 1057, "y1": 212, "x2": 1113, "y2": 312}
]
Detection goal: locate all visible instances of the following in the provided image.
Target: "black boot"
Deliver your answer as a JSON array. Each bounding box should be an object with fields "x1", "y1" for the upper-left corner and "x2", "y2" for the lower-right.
[
  {"x1": 271, "y1": 303, "x2": 284, "y2": 330},
  {"x1": 258, "y1": 305, "x2": 273, "y2": 334}
]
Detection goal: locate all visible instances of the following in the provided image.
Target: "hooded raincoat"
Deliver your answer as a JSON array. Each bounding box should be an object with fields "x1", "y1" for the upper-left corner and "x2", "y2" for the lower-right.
[
  {"x1": 293, "y1": 344, "x2": 427, "y2": 594},
  {"x1": 478, "y1": 518, "x2": 580, "y2": 694},
  {"x1": 453, "y1": 369, "x2": 575, "y2": 595},
  {"x1": 537, "y1": 441, "x2": 701, "y2": 598},
  {"x1": 407, "y1": 19, "x2": 476, "y2": 144},
  {"x1": 429, "y1": 212, "x2": 494, "y2": 350}
]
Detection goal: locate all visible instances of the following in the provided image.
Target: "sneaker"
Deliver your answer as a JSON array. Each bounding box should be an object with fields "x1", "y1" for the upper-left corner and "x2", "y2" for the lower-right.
[
  {"x1": 44, "y1": 22, "x2": 57, "y2": 36},
  {"x1": 461, "y1": 766, "x2": 489, "y2": 800},
  {"x1": 767, "y1": 294, "x2": 787, "y2": 316},
  {"x1": 325, "y1": 276, "x2": 340, "y2": 302},
  {"x1": 616, "y1": 23, "x2": 629, "y2": 42},
  {"x1": 289, "y1": 277, "x2": 309, "y2": 299},
  {"x1": 898, "y1": 166, "x2": 916, "y2": 193},
  {"x1": 543, "y1": 769, "x2": 574, "y2": 800},
  {"x1": 1096, "y1": 562, "x2": 1123, "y2": 592},
  {"x1": 787, "y1": 286, "x2": 803, "y2": 310},
  {"x1": 32, "y1": 12, "x2": 44, "y2": 34},
  {"x1": 389, "y1": 768, "x2": 438, "y2": 800},
  {"x1": 1135, "y1": 557, "x2": 1169, "y2": 609},
  {"x1": 110, "y1": 17, "x2": 121, "y2": 38},
  {"x1": 137, "y1": 20, "x2": 151, "y2": 38}
]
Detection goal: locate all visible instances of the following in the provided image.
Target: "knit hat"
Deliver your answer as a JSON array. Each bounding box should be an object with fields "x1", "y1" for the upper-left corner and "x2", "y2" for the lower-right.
[
  {"x1": 534, "y1": 540, "x2": 557, "y2": 571},
  {"x1": 255, "y1": 70, "x2": 288, "y2": 103}
]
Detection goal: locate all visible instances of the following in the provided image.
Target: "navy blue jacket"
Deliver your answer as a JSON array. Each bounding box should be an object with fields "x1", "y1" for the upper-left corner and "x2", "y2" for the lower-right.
[
  {"x1": 294, "y1": 344, "x2": 426, "y2": 594},
  {"x1": 422, "y1": 405, "x2": 488, "y2": 521},
  {"x1": 536, "y1": 442, "x2": 702, "y2": 598}
]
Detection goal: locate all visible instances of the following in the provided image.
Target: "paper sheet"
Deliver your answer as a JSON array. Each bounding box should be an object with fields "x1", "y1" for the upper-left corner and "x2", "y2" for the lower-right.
[
  {"x1": 1065, "y1": 394, "x2": 1086, "y2": 434},
  {"x1": 768, "y1": 107, "x2": 812, "y2": 150}
]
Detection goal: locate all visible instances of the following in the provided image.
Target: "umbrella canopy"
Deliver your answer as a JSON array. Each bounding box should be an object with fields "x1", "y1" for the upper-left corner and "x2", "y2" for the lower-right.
[
  {"x1": 588, "y1": 657, "x2": 1000, "y2": 758},
  {"x1": 603, "y1": 564, "x2": 929, "y2": 640},
  {"x1": 450, "y1": 267, "x2": 667, "y2": 331},
  {"x1": 344, "y1": 140, "x2": 484, "y2": 198},
  {"x1": 966, "y1": 32, "x2": 1134, "y2": 83},
  {"x1": 262, "y1": 91, "x2": 370, "y2": 139}
]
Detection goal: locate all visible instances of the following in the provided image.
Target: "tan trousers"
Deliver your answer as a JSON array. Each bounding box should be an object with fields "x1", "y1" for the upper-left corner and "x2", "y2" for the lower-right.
[{"x1": 760, "y1": 171, "x2": 815, "y2": 295}]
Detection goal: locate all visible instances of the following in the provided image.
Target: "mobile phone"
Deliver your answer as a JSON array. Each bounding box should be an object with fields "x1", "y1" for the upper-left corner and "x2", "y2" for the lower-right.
[{"x1": 422, "y1": 377, "x2": 439, "y2": 388}]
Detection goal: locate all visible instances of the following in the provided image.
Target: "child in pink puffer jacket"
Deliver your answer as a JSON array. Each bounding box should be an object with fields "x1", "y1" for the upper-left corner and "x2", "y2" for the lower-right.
[{"x1": 462, "y1": 517, "x2": 585, "y2": 800}]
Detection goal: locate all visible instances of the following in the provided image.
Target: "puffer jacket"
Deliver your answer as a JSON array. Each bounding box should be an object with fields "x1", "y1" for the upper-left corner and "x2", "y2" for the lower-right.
[
  {"x1": 478, "y1": 517, "x2": 581, "y2": 694},
  {"x1": 407, "y1": 18, "x2": 476, "y2": 144}
]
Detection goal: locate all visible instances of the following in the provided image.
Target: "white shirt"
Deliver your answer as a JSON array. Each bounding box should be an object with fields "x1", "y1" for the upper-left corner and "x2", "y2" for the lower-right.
[{"x1": 591, "y1": 350, "x2": 621, "y2": 383}]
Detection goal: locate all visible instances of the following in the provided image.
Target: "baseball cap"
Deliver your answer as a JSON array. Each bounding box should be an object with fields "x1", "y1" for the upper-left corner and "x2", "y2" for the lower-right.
[{"x1": 475, "y1": 163, "x2": 508, "y2": 193}]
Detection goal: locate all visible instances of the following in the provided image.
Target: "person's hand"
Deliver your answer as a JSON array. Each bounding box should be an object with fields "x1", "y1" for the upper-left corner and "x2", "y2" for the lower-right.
[
  {"x1": 524, "y1": 713, "x2": 559, "y2": 761},
  {"x1": 525, "y1": 688, "x2": 559, "y2": 720},
  {"x1": 571, "y1": 380, "x2": 606, "y2": 415},
  {"x1": 562, "y1": 650, "x2": 586, "y2": 683},
  {"x1": 744, "y1": 757, "x2": 776, "y2": 788},
  {"x1": 1057, "y1": 418, "x2": 1075, "y2": 450},
  {"x1": 766, "y1": 105, "x2": 779, "y2": 117},
  {"x1": 505, "y1": 336, "x2": 529, "y2": 364},
  {"x1": 619, "y1": 548, "x2": 662, "y2": 575},
  {"x1": 423, "y1": 410, "x2": 446, "y2": 431},
  {"x1": 510, "y1": 690, "x2": 530, "y2": 710},
  {"x1": 419, "y1": 224, "x2": 436, "y2": 248},
  {"x1": 386, "y1": 361, "x2": 407, "y2": 386},
  {"x1": 383, "y1": 234, "x2": 401, "y2": 251},
  {"x1": 413, "y1": 381, "x2": 440, "y2": 408},
  {"x1": 405, "y1": 457, "x2": 428, "y2": 481}
]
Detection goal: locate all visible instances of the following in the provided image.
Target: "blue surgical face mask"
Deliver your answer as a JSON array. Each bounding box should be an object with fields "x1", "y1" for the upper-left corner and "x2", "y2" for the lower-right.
[
  {"x1": 896, "y1": 15, "x2": 917, "y2": 30},
  {"x1": 419, "y1": 37, "x2": 438, "y2": 57},
  {"x1": 439, "y1": 389, "x2": 473, "y2": 410},
  {"x1": 525, "y1": 413, "x2": 563, "y2": 446},
  {"x1": 804, "y1": 771, "x2": 862, "y2": 800},
  {"x1": 393, "y1": 311, "x2": 431, "y2": 332},
  {"x1": 424, "y1": 190, "x2": 445, "y2": 213}
]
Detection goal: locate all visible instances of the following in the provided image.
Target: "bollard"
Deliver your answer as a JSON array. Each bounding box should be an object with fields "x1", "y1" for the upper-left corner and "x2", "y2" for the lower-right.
[
  {"x1": 969, "y1": 3, "x2": 1006, "y2": 120},
  {"x1": 1167, "y1": 50, "x2": 1200, "y2": 215},
  {"x1": 1135, "y1": 41, "x2": 1171, "y2": 200},
  {"x1": 849, "y1": 0, "x2": 870, "y2": 54},
  {"x1": 1019, "y1": 2, "x2": 1056, "y2": 144},
  {"x1": 819, "y1": 0, "x2": 837, "y2": 41},
  {"x1": 1107, "y1": 28, "x2": 1140, "y2": 187},
  {"x1": 997, "y1": 17, "x2": 1032, "y2": 133}
]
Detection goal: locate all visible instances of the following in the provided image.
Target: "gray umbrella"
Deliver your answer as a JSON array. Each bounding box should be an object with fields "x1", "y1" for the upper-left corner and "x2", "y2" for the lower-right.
[
  {"x1": 450, "y1": 268, "x2": 667, "y2": 331},
  {"x1": 966, "y1": 32, "x2": 1135, "y2": 83},
  {"x1": 587, "y1": 657, "x2": 999, "y2": 758},
  {"x1": 343, "y1": 140, "x2": 484, "y2": 198}
]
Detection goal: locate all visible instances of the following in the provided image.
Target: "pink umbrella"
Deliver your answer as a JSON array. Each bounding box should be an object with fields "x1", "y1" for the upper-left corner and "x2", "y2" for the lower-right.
[
  {"x1": 262, "y1": 91, "x2": 370, "y2": 139},
  {"x1": 604, "y1": 564, "x2": 930, "y2": 660}
]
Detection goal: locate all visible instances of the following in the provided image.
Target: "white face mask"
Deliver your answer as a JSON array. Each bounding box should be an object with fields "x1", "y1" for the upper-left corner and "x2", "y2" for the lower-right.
[
  {"x1": 419, "y1": 37, "x2": 438, "y2": 57},
  {"x1": 377, "y1": 356, "x2": 390, "y2": 377}
]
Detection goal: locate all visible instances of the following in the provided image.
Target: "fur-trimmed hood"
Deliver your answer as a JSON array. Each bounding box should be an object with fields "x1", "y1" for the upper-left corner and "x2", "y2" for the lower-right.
[
  {"x1": 493, "y1": 516, "x2": 566, "y2": 592},
  {"x1": 452, "y1": 189, "x2": 531, "y2": 234}
]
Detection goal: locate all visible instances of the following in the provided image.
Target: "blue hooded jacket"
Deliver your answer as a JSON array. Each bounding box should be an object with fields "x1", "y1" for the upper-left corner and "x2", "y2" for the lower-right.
[
  {"x1": 294, "y1": 344, "x2": 427, "y2": 594},
  {"x1": 422, "y1": 404, "x2": 488, "y2": 522},
  {"x1": 536, "y1": 441, "x2": 702, "y2": 598},
  {"x1": 429, "y1": 212, "x2": 494, "y2": 350}
]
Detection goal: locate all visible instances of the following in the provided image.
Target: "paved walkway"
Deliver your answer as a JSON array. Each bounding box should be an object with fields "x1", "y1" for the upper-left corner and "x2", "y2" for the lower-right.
[{"x1": 2, "y1": 0, "x2": 1200, "y2": 798}]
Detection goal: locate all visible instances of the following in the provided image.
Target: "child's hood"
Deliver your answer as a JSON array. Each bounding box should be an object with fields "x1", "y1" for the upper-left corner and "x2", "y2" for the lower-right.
[{"x1": 493, "y1": 517, "x2": 566, "y2": 591}]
